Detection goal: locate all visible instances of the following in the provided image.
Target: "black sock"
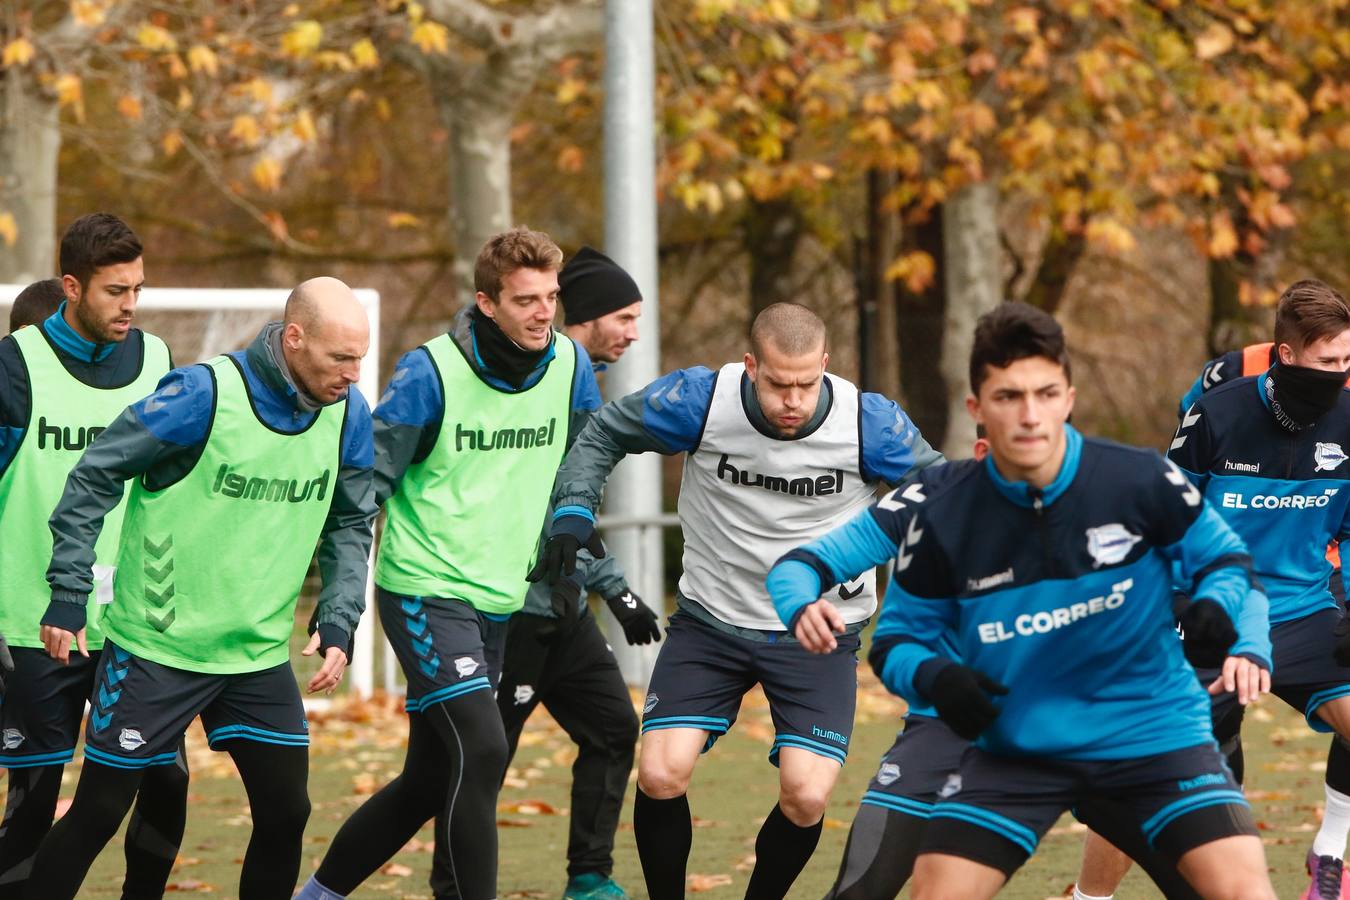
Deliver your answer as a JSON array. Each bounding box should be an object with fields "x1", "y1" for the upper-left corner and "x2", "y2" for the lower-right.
[
  {"x1": 634, "y1": 788, "x2": 691, "y2": 900},
  {"x1": 24, "y1": 762, "x2": 143, "y2": 900},
  {"x1": 744, "y1": 803, "x2": 822, "y2": 900},
  {"x1": 225, "y1": 741, "x2": 311, "y2": 899},
  {"x1": 316, "y1": 690, "x2": 507, "y2": 900},
  {"x1": 1328, "y1": 737, "x2": 1350, "y2": 795},
  {"x1": 0, "y1": 765, "x2": 63, "y2": 899},
  {"x1": 825, "y1": 804, "x2": 926, "y2": 899},
  {"x1": 121, "y1": 746, "x2": 189, "y2": 900}
]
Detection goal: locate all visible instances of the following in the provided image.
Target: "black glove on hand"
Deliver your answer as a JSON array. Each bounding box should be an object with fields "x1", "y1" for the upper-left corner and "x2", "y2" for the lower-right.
[
  {"x1": 1174, "y1": 596, "x2": 1237, "y2": 668},
  {"x1": 604, "y1": 589, "x2": 661, "y2": 645},
  {"x1": 527, "y1": 514, "x2": 606, "y2": 585},
  {"x1": 551, "y1": 578, "x2": 582, "y2": 620},
  {"x1": 919, "y1": 660, "x2": 1008, "y2": 741},
  {"x1": 0, "y1": 634, "x2": 13, "y2": 696},
  {"x1": 1333, "y1": 615, "x2": 1350, "y2": 667}
]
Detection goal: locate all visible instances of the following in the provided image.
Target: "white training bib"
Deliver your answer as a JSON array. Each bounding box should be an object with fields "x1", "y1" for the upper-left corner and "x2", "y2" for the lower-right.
[{"x1": 678, "y1": 363, "x2": 879, "y2": 629}]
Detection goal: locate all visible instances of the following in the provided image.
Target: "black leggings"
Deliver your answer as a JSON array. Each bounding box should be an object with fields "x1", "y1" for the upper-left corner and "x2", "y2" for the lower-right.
[
  {"x1": 24, "y1": 740, "x2": 308, "y2": 900},
  {"x1": 315, "y1": 688, "x2": 508, "y2": 900}
]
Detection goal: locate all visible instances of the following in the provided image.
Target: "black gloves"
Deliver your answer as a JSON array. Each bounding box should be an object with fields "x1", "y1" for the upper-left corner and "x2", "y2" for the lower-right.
[
  {"x1": 551, "y1": 578, "x2": 582, "y2": 620},
  {"x1": 528, "y1": 513, "x2": 606, "y2": 585},
  {"x1": 918, "y1": 659, "x2": 1008, "y2": 741},
  {"x1": 0, "y1": 634, "x2": 12, "y2": 695},
  {"x1": 604, "y1": 589, "x2": 661, "y2": 646},
  {"x1": 1174, "y1": 596, "x2": 1237, "y2": 668}
]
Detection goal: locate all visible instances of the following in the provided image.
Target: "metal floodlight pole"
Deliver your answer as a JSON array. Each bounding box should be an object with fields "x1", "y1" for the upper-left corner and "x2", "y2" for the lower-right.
[{"x1": 601, "y1": 0, "x2": 662, "y2": 686}]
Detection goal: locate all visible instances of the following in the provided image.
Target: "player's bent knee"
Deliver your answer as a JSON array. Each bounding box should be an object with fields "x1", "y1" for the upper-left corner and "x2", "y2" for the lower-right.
[
  {"x1": 778, "y1": 781, "x2": 830, "y2": 826},
  {"x1": 637, "y1": 760, "x2": 691, "y2": 799}
]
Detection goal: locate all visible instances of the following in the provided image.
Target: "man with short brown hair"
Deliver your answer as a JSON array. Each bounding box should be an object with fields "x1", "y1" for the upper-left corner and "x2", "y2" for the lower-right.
[{"x1": 300, "y1": 227, "x2": 604, "y2": 900}]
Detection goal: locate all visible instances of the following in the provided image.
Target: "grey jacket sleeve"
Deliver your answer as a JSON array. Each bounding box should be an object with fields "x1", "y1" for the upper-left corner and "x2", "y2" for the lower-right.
[
  {"x1": 314, "y1": 463, "x2": 376, "y2": 643},
  {"x1": 44, "y1": 407, "x2": 198, "y2": 627},
  {"x1": 553, "y1": 391, "x2": 669, "y2": 514},
  {"x1": 372, "y1": 417, "x2": 432, "y2": 508},
  {"x1": 578, "y1": 547, "x2": 629, "y2": 600},
  {"x1": 908, "y1": 433, "x2": 946, "y2": 477}
]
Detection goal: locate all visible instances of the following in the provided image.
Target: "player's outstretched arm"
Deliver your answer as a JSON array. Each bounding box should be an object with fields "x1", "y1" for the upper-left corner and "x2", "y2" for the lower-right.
[
  {"x1": 536, "y1": 367, "x2": 717, "y2": 585},
  {"x1": 767, "y1": 505, "x2": 900, "y2": 650},
  {"x1": 1152, "y1": 451, "x2": 1265, "y2": 667},
  {"x1": 859, "y1": 392, "x2": 945, "y2": 486},
  {"x1": 308, "y1": 387, "x2": 376, "y2": 693},
  {"x1": 1207, "y1": 588, "x2": 1273, "y2": 705},
  {"x1": 42, "y1": 368, "x2": 211, "y2": 663}
]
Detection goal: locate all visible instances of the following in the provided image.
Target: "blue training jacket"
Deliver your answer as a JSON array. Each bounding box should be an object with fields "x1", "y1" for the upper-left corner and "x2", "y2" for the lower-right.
[
  {"x1": 768, "y1": 426, "x2": 1270, "y2": 760},
  {"x1": 1170, "y1": 371, "x2": 1350, "y2": 625}
]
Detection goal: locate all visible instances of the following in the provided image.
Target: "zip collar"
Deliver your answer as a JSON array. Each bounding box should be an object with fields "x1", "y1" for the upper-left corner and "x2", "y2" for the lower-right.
[
  {"x1": 984, "y1": 424, "x2": 1082, "y2": 509},
  {"x1": 44, "y1": 303, "x2": 115, "y2": 363}
]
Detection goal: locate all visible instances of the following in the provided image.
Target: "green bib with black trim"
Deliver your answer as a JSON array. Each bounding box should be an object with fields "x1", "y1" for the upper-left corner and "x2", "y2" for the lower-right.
[
  {"x1": 0, "y1": 326, "x2": 169, "y2": 649},
  {"x1": 103, "y1": 356, "x2": 343, "y2": 674},
  {"x1": 375, "y1": 331, "x2": 575, "y2": 613}
]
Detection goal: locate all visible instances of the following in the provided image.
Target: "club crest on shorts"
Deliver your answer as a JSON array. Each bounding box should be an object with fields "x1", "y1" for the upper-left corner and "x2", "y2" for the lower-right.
[
  {"x1": 454, "y1": 656, "x2": 480, "y2": 678},
  {"x1": 937, "y1": 773, "x2": 963, "y2": 799},
  {"x1": 2, "y1": 728, "x2": 24, "y2": 750},
  {"x1": 876, "y1": 762, "x2": 901, "y2": 786},
  {"x1": 1085, "y1": 523, "x2": 1141, "y2": 567},
  {"x1": 643, "y1": 693, "x2": 659, "y2": 714},
  {"x1": 513, "y1": 684, "x2": 535, "y2": 706},
  {"x1": 118, "y1": 728, "x2": 146, "y2": 752},
  {"x1": 1316, "y1": 442, "x2": 1348, "y2": 472}
]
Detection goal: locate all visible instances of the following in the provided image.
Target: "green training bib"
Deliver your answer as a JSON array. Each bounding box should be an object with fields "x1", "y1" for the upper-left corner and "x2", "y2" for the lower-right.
[
  {"x1": 0, "y1": 326, "x2": 169, "y2": 649},
  {"x1": 102, "y1": 356, "x2": 343, "y2": 673},
  {"x1": 375, "y1": 331, "x2": 575, "y2": 614}
]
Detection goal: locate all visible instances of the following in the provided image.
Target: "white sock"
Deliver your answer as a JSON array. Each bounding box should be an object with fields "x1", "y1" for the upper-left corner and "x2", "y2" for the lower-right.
[
  {"x1": 295, "y1": 876, "x2": 347, "y2": 900},
  {"x1": 1314, "y1": 785, "x2": 1350, "y2": 859},
  {"x1": 1072, "y1": 887, "x2": 1114, "y2": 900}
]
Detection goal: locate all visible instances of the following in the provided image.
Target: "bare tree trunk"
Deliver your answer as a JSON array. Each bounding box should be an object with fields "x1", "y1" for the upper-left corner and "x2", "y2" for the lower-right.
[
  {"x1": 745, "y1": 195, "x2": 802, "y2": 318},
  {"x1": 939, "y1": 180, "x2": 1002, "y2": 456},
  {"x1": 436, "y1": 80, "x2": 515, "y2": 315},
  {"x1": 0, "y1": 75, "x2": 59, "y2": 283},
  {"x1": 1023, "y1": 231, "x2": 1085, "y2": 313},
  {"x1": 857, "y1": 168, "x2": 901, "y2": 398},
  {"x1": 896, "y1": 206, "x2": 946, "y2": 441}
]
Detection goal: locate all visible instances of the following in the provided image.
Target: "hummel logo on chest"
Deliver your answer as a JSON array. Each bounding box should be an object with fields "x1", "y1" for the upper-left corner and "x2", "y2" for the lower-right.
[
  {"x1": 966, "y1": 568, "x2": 1014, "y2": 592},
  {"x1": 1222, "y1": 459, "x2": 1260, "y2": 474}
]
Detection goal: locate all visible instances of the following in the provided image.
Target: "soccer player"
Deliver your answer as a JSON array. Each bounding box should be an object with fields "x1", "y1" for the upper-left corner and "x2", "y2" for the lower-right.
[
  {"x1": 768, "y1": 302, "x2": 1275, "y2": 899},
  {"x1": 1163, "y1": 279, "x2": 1350, "y2": 899},
  {"x1": 25, "y1": 276, "x2": 375, "y2": 900},
  {"x1": 497, "y1": 246, "x2": 658, "y2": 900},
  {"x1": 298, "y1": 228, "x2": 603, "y2": 900},
  {"x1": 7, "y1": 278, "x2": 64, "y2": 333},
  {"x1": 532, "y1": 302, "x2": 942, "y2": 900},
  {"x1": 0, "y1": 217, "x2": 187, "y2": 899}
]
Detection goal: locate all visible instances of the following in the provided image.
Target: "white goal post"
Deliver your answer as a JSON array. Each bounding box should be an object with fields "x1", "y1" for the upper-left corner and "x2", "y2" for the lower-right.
[{"x1": 0, "y1": 284, "x2": 393, "y2": 698}]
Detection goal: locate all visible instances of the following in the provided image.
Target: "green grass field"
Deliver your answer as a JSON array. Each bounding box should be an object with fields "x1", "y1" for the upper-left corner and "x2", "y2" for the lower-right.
[{"x1": 56, "y1": 665, "x2": 1332, "y2": 898}]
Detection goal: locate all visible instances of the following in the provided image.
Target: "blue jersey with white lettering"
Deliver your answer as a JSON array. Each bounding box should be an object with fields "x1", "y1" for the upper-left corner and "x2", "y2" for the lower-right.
[
  {"x1": 772, "y1": 426, "x2": 1265, "y2": 760},
  {"x1": 1169, "y1": 372, "x2": 1350, "y2": 624}
]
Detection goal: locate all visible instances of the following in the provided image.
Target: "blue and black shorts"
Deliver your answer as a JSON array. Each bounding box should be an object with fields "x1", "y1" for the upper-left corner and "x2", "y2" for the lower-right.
[
  {"x1": 82, "y1": 641, "x2": 307, "y2": 769},
  {"x1": 921, "y1": 742, "x2": 1254, "y2": 877},
  {"x1": 640, "y1": 611, "x2": 858, "y2": 767},
  {"x1": 0, "y1": 647, "x2": 100, "y2": 768},
  {"x1": 377, "y1": 587, "x2": 508, "y2": 714},
  {"x1": 1204, "y1": 608, "x2": 1350, "y2": 742},
  {"x1": 858, "y1": 714, "x2": 970, "y2": 820}
]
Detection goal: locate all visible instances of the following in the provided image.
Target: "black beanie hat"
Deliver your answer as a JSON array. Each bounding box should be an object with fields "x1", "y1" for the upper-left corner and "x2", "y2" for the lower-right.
[{"x1": 559, "y1": 246, "x2": 642, "y2": 326}]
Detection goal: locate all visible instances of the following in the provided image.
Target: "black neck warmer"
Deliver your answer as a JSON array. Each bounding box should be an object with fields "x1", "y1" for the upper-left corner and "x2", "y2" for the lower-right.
[
  {"x1": 469, "y1": 306, "x2": 551, "y2": 389},
  {"x1": 1266, "y1": 362, "x2": 1346, "y2": 431}
]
